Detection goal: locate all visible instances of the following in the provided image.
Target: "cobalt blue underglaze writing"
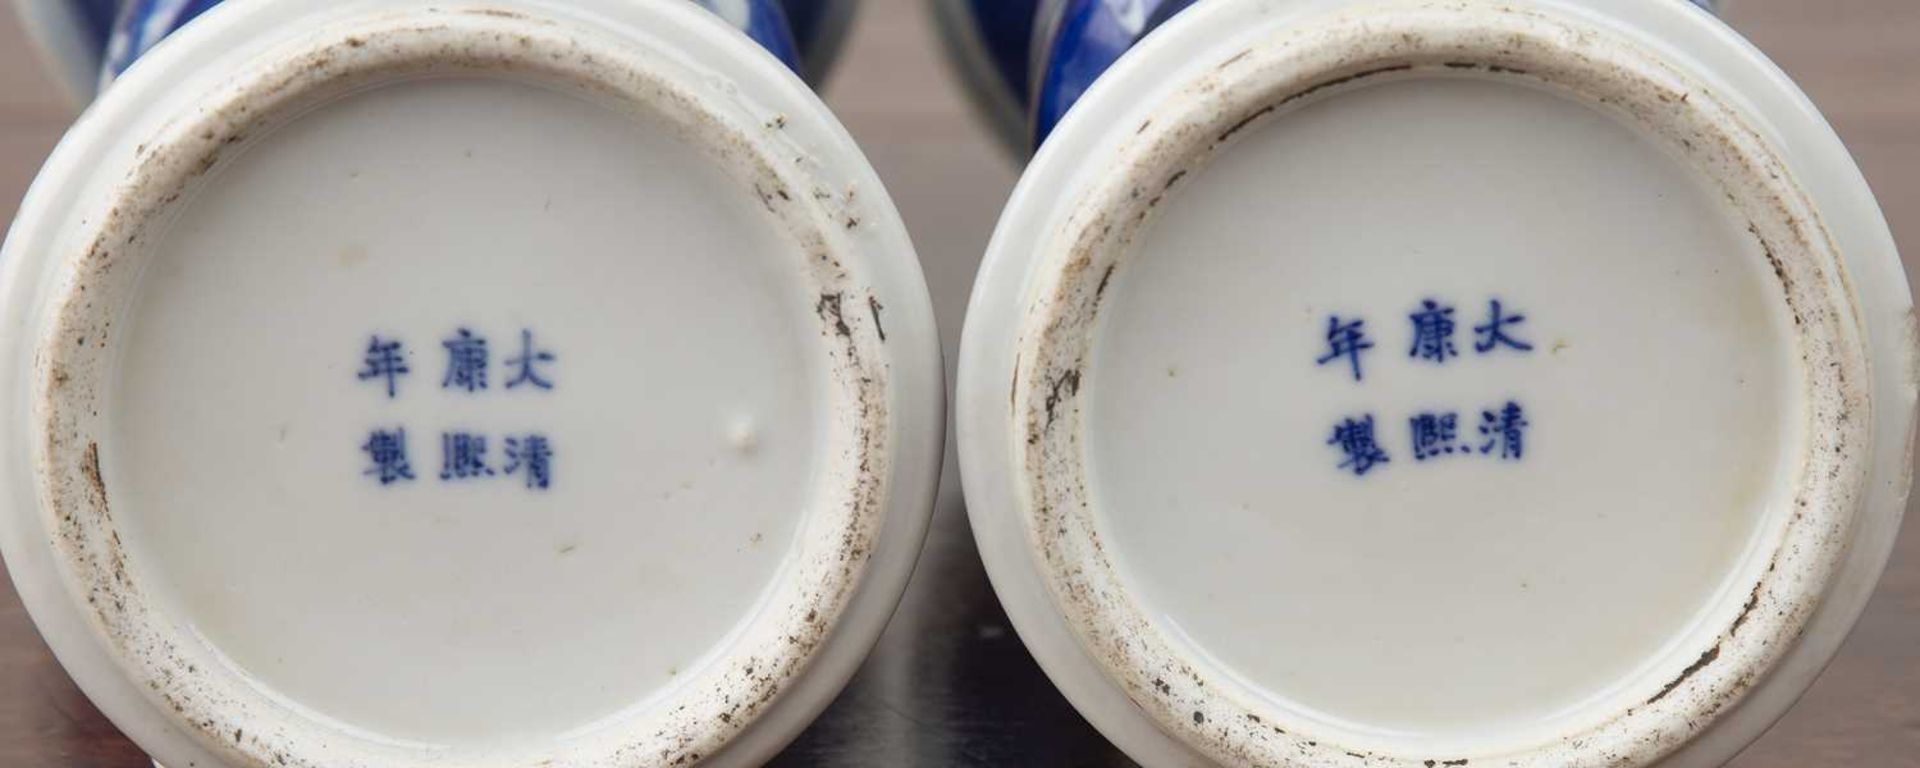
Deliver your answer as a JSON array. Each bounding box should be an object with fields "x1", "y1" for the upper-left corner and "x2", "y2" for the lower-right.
[
  {"x1": 1328, "y1": 414, "x2": 1390, "y2": 476},
  {"x1": 1318, "y1": 297, "x2": 1535, "y2": 476},
  {"x1": 357, "y1": 328, "x2": 557, "y2": 490},
  {"x1": 1474, "y1": 299, "x2": 1534, "y2": 354},
  {"x1": 356, "y1": 336, "x2": 407, "y2": 398},
  {"x1": 442, "y1": 329, "x2": 489, "y2": 393},
  {"x1": 362, "y1": 428, "x2": 415, "y2": 485},
  {"x1": 506, "y1": 329, "x2": 557, "y2": 390},
  {"x1": 1314, "y1": 315, "x2": 1374, "y2": 382},
  {"x1": 1408, "y1": 300, "x2": 1457, "y2": 363},
  {"x1": 1329, "y1": 401, "x2": 1532, "y2": 476},
  {"x1": 1408, "y1": 411, "x2": 1459, "y2": 460}
]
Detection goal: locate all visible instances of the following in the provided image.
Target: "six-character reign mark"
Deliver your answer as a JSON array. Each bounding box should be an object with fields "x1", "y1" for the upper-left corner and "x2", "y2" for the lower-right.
[
  {"x1": 358, "y1": 328, "x2": 557, "y2": 491},
  {"x1": 1317, "y1": 298, "x2": 1538, "y2": 476},
  {"x1": 357, "y1": 299, "x2": 1533, "y2": 486}
]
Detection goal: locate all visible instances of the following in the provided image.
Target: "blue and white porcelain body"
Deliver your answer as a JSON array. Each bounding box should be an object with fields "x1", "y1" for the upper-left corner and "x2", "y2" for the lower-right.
[
  {"x1": 931, "y1": 0, "x2": 1216, "y2": 154},
  {"x1": 14, "y1": 0, "x2": 860, "y2": 106},
  {"x1": 0, "y1": 2, "x2": 941, "y2": 768},
  {"x1": 936, "y1": 0, "x2": 1723, "y2": 154},
  {"x1": 954, "y1": 0, "x2": 1911, "y2": 766}
]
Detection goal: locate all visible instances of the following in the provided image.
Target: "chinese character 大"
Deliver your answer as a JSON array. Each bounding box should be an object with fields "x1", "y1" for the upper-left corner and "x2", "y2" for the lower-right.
[
  {"x1": 1473, "y1": 299, "x2": 1533, "y2": 354},
  {"x1": 505, "y1": 329, "x2": 557, "y2": 390}
]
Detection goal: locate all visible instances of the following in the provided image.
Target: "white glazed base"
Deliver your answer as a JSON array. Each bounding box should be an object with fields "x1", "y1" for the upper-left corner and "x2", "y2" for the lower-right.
[
  {"x1": 114, "y1": 73, "x2": 836, "y2": 744},
  {"x1": 1087, "y1": 74, "x2": 1797, "y2": 747},
  {"x1": 0, "y1": 2, "x2": 943, "y2": 768},
  {"x1": 958, "y1": 1, "x2": 1914, "y2": 767}
]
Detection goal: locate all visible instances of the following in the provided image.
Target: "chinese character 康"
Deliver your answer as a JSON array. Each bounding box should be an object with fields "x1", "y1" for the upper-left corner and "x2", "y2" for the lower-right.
[
  {"x1": 356, "y1": 335, "x2": 409, "y2": 398},
  {"x1": 1473, "y1": 299, "x2": 1533, "y2": 354},
  {"x1": 1409, "y1": 411, "x2": 1460, "y2": 460},
  {"x1": 505, "y1": 329, "x2": 557, "y2": 390},
  {"x1": 504, "y1": 434, "x2": 554, "y2": 490},
  {"x1": 1408, "y1": 299, "x2": 1458, "y2": 364},
  {"x1": 362, "y1": 428, "x2": 415, "y2": 485},
  {"x1": 1478, "y1": 401, "x2": 1529, "y2": 460},
  {"x1": 442, "y1": 327, "x2": 489, "y2": 392},
  {"x1": 1315, "y1": 315, "x2": 1374, "y2": 382},
  {"x1": 1328, "y1": 414, "x2": 1390, "y2": 476},
  {"x1": 440, "y1": 431, "x2": 494, "y2": 480}
]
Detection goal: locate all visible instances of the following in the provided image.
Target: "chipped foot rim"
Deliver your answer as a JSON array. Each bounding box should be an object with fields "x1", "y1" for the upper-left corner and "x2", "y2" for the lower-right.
[
  {"x1": 958, "y1": 1, "x2": 1915, "y2": 768},
  {"x1": 0, "y1": 2, "x2": 942, "y2": 768}
]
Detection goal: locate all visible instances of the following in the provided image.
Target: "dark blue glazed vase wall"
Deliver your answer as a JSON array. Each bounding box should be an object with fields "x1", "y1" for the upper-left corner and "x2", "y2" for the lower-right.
[
  {"x1": 87, "y1": 0, "x2": 858, "y2": 94},
  {"x1": 934, "y1": 0, "x2": 1721, "y2": 155}
]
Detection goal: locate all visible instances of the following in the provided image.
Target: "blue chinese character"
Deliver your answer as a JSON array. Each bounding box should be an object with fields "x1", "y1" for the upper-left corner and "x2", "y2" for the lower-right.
[
  {"x1": 1478, "y1": 401, "x2": 1530, "y2": 459},
  {"x1": 1408, "y1": 411, "x2": 1460, "y2": 460},
  {"x1": 505, "y1": 329, "x2": 556, "y2": 390},
  {"x1": 1407, "y1": 299, "x2": 1458, "y2": 364},
  {"x1": 362, "y1": 428, "x2": 415, "y2": 485},
  {"x1": 442, "y1": 328, "x2": 489, "y2": 392},
  {"x1": 1473, "y1": 299, "x2": 1533, "y2": 354},
  {"x1": 356, "y1": 336, "x2": 409, "y2": 398},
  {"x1": 439, "y1": 431, "x2": 494, "y2": 480},
  {"x1": 1328, "y1": 414, "x2": 1390, "y2": 476},
  {"x1": 1315, "y1": 315, "x2": 1374, "y2": 382},
  {"x1": 504, "y1": 434, "x2": 553, "y2": 490}
]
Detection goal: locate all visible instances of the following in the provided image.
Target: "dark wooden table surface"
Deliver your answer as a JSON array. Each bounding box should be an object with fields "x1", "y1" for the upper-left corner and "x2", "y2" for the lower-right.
[{"x1": 1, "y1": 1, "x2": 1917, "y2": 766}]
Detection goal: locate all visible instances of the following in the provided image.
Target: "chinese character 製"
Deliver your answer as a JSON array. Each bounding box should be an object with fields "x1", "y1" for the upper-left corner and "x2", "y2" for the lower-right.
[
  {"x1": 1407, "y1": 299, "x2": 1458, "y2": 364},
  {"x1": 1478, "y1": 401, "x2": 1530, "y2": 460},
  {"x1": 504, "y1": 434, "x2": 553, "y2": 490},
  {"x1": 442, "y1": 328, "x2": 489, "y2": 392},
  {"x1": 440, "y1": 431, "x2": 494, "y2": 480},
  {"x1": 1473, "y1": 299, "x2": 1533, "y2": 354},
  {"x1": 505, "y1": 329, "x2": 556, "y2": 390},
  {"x1": 1315, "y1": 315, "x2": 1374, "y2": 382},
  {"x1": 1328, "y1": 414, "x2": 1390, "y2": 476},
  {"x1": 362, "y1": 428, "x2": 415, "y2": 485},
  {"x1": 1408, "y1": 411, "x2": 1460, "y2": 460},
  {"x1": 356, "y1": 336, "x2": 409, "y2": 398}
]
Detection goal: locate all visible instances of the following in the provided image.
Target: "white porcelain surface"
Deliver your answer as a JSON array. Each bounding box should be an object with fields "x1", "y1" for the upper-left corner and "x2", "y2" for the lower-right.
[
  {"x1": 117, "y1": 76, "x2": 829, "y2": 745},
  {"x1": 958, "y1": 1, "x2": 1913, "y2": 767},
  {"x1": 1091, "y1": 75, "x2": 1795, "y2": 748},
  {"x1": 0, "y1": 2, "x2": 942, "y2": 767}
]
